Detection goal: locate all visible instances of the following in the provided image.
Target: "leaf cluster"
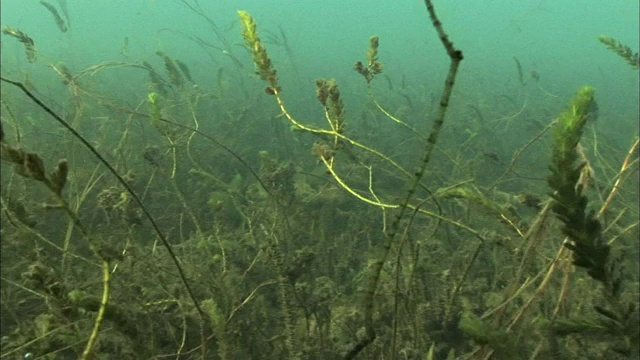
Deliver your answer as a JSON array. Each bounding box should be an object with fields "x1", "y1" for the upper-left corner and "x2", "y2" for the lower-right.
[{"x1": 354, "y1": 36, "x2": 383, "y2": 83}]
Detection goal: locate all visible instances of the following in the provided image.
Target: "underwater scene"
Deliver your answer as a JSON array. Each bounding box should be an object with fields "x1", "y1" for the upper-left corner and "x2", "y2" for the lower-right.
[{"x1": 1, "y1": 0, "x2": 638, "y2": 359}]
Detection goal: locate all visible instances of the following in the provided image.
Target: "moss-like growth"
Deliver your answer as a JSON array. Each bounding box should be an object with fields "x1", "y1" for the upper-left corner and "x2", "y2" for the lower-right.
[
  {"x1": 547, "y1": 86, "x2": 616, "y2": 290},
  {"x1": 546, "y1": 86, "x2": 638, "y2": 357}
]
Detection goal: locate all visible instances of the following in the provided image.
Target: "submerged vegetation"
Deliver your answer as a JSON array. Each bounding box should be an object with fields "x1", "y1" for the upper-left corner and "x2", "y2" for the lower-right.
[
  {"x1": 598, "y1": 35, "x2": 639, "y2": 69},
  {"x1": 1, "y1": 1, "x2": 638, "y2": 359}
]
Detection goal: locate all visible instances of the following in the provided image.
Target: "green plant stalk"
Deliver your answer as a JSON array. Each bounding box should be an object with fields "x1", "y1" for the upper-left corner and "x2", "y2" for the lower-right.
[
  {"x1": 344, "y1": 1, "x2": 464, "y2": 358},
  {"x1": 545, "y1": 86, "x2": 639, "y2": 356},
  {"x1": 62, "y1": 164, "x2": 104, "y2": 276},
  {"x1": 80, "y1": 259, "x2": 110, "y2": 360},
  {"x1": 547, "y1": 86, "x2": 614, "y2": 288}
]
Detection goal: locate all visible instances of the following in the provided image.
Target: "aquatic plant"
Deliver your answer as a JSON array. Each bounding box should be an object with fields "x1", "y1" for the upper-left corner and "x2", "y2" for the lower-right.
[
  {"x1": 546, "y1": 86, "x2": 638, "y2": 357},
  {"x1": 39, "y1": 1, "x2": 68, "y2": 33},
  {"x1": 1, "y1": 27, "x2": 36, "y2": 62},
  {"x1": 0, "y1": 1, "x2": 637, "y2": 359},
  {"x1": 598, "y1": 35, "x2": 639, "y2": 69}
]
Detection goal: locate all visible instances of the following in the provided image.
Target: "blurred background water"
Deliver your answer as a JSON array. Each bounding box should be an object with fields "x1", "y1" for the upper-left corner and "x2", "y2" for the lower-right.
[{"x1": 1, "y1": 0, "x2": 638, "y2": 138}]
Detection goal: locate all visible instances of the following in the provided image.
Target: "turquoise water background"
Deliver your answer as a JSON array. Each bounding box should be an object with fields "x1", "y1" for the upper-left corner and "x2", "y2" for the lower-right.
[{"x1": 1, "y1": 0, "x2": 638, "y2": 139}]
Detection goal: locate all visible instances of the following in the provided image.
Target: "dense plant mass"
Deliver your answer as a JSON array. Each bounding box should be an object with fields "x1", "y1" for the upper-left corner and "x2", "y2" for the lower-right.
[{"x1": 1, "y1": 1, "x2": 638, "y2": 359}]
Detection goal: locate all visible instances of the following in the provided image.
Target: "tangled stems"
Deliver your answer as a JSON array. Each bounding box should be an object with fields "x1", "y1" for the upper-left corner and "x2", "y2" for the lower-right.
[
  {"x1": 0, "y1": 75, "x2": 210, "y2": 356},
  {"x1": 237, "y1": 4, "x2": 463, "y2": 357},
  {"x1": 346, "y1": 1, "x2": 463, "y2": 357}
]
